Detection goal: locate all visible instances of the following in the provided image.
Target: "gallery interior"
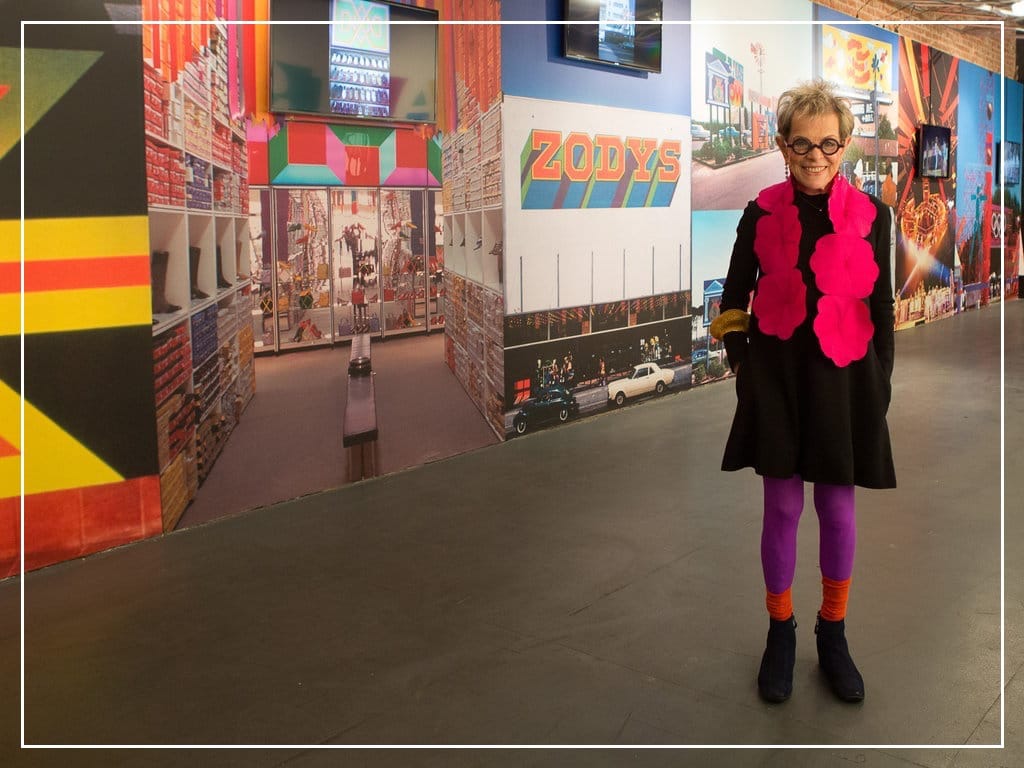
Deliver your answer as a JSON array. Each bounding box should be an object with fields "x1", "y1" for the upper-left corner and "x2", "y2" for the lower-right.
[{"x1": 1, "y1": 0, "x2": 1021, "y2": 758}]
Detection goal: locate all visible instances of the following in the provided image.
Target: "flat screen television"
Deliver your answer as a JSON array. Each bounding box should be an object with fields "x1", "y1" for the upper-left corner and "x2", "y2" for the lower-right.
[
  {"x1": 999, "y1": 140, "x2": 1022, "y2": 186},
  {"x1": 917, "y1": 124, "x2": 951, "y2": 179},
  {"x1": 564, "y1": 0, "x2": 663, "y2": 74},
  {"x1": 270, "y1": 0, "x2": 438, "y2": 123}
]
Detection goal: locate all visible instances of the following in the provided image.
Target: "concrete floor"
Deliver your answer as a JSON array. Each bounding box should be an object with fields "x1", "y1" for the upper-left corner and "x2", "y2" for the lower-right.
[{"x1": 2, "y1": 301, "x2": 1021, "y2": 767}]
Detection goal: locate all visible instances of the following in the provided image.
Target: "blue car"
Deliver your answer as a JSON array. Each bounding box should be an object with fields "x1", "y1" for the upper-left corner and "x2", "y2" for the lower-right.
[{"x1": 512, "y1": 386, "x2": 579, "y2": 435}]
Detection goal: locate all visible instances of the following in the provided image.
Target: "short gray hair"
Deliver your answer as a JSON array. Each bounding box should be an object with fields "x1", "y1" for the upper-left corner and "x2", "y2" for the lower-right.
[{"x1": 776, "y1": 79, "x2": 855, "y2": 141}]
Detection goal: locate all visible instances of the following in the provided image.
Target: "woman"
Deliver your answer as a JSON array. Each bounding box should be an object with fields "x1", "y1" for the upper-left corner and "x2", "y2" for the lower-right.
[{"x1": 709, "y1": 80, "x2": 896, "y2": 704}]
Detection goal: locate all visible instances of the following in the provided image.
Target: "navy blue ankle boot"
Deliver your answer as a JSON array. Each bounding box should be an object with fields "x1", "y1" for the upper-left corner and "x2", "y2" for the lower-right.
[
  {"x1": 815, "y1": 613, "x2": 865, "y2": 702},
  {"x1": 758, "y1": 615, "x2": 796, "y2": 702}
]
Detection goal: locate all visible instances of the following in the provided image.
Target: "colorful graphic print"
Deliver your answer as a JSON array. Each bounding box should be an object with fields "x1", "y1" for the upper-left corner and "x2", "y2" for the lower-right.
[
  {"x1": 519, "y1": 129, "x2": 681, "y2": 209},
  {"x1": 268, "y1": 122, "x2": 442, "y2": 187},
  {"x1": 821, "y1": 25, "x2": 893, "y2": 92},
  {"x1": 894, "y1": 38, "x2": 958, "y2": 327}
]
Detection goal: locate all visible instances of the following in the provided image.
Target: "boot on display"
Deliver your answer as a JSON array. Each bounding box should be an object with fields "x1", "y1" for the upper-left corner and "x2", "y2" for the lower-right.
[
  {"x1": 189, "y1": 246, "x2": 209, "y2": 300},
  {"x1": 150, "y1": 250, "x2": 181, "y2": 316},
  {"x1": 215, "y1": 245, "x2": 232, "y2": 289}
]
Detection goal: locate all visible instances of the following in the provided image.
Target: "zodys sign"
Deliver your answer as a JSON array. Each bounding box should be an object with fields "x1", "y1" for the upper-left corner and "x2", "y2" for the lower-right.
[{"x1": 520, "y1": 129, "x2": 682, "y2": 209}]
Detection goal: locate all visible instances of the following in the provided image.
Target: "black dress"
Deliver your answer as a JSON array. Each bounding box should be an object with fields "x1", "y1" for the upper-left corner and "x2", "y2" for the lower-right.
[{"x1": 719, "y1": 190, "x2": 897, "y2": 489}]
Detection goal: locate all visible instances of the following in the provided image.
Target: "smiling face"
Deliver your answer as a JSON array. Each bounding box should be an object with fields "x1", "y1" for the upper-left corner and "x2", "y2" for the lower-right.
[{"x1": 777, "y1": 111, "x2": 849, "y2": 195}]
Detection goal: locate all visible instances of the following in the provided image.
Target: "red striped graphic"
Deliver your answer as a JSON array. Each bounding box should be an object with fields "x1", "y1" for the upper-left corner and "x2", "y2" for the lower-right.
[{"x1": 0, "y1": 255, "x2": 150, "y2": 294}]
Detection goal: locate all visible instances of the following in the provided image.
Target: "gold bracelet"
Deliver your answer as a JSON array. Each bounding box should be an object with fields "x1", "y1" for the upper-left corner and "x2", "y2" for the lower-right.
[{"x1": 709, "y1": 309, "x2": 750, "y2": 340}]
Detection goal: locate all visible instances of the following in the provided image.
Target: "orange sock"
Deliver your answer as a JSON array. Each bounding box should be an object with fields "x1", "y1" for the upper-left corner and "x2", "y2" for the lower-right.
[
  {"x1": 820, "y1": 576, "x2": 851, "y2": 621},
  {"x1": 766, "y1": 587, "x2": 793, "y2": 621}
]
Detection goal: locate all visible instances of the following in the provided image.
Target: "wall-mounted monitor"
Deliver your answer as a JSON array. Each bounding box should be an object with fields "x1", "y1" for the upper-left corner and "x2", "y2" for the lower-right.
[
  {"x1": 270, "y1": 0, "x2": 438, "y2": 123},
  {"x1": 917, "y1": 124, "x2": 951, "y2": 179},
  {"x1": 999, "y1": 140, "x2": 1022, "y2": 186},
  {"x1": 563, "y1": 0, "x2": 663, "y2": 74}
]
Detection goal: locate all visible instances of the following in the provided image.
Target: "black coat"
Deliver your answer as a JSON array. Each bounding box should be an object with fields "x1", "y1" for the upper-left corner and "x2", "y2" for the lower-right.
[{"x1": 719, "y1": 190, "x2": 896, "y2": 489}]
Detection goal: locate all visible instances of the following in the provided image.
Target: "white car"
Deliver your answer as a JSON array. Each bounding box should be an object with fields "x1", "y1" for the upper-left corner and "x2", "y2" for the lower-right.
[
  {"x1": 607, "y1": 362, "x2": 675, "y2": 406},
  {"x1": 691, "y1": 122, "x2": 711, "y2": 141}
]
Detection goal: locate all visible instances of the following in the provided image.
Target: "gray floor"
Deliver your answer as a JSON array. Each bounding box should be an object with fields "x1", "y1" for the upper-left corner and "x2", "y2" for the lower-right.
[
  {"x1": 3, "y1": 302, "x2": 1022, "y2": 767},
  {"x1": 177, "y1": 332, "x2": 499, "y2": 529}
]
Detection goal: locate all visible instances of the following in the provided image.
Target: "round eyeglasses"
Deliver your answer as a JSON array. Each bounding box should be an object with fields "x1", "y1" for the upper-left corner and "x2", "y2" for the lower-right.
[{"x1": 786, "y1": 137, "x2": 843, "y2": 156}]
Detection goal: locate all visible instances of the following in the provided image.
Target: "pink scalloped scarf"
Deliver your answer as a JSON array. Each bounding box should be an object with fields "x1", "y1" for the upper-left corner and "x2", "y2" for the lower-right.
[{"x1": 751, "y1": 175, "x2": 878, "y2": 367}]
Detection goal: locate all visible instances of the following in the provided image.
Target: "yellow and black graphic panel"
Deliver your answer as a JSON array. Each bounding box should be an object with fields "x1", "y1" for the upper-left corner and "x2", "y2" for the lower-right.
[
  {"x1": 0, "y1": 0, "x2": 159, "y2": 506},
  {"x1": 0, "y1": 45, "x2": 102, "y2": 172},
  {"x1": 0, "y1": 332, "x2": 158, "y2": 501},
  {"x1": 1, "y1": 2, "x2": 147, "y2": 220}
]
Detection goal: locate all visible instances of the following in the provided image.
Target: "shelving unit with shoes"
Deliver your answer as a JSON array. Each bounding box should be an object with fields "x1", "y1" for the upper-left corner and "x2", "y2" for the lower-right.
[
  {"x1": 149, "y1": 211, "x2": 190, "y2": 331},
  {"x1": 481, "y1": 207, "x2": 503, "y2": 290},
  {"x1": 151, "y1": 322, "x2": 194, "y2": 532},
  {"x1": 214, "y1": 217, "x2": 238, "y2": 297},
  {"x1": 439, "y1": 84, "x2": 504, "y2": 437},
  {"x1": 186, "y1": 214, "x2": 217, "y2": 308},
  {"x1": 463, "y1": 212, "x2": 484, "y2": 285},
  {"x1": 236, "y1": 286, "x2": 256, "y2": 411},
  {"x1": 445, "y1": 213, "x2": 467, "y2": 276},
  {"x1": 143, "y1": 5, "x2": 253, "y2": 529}
]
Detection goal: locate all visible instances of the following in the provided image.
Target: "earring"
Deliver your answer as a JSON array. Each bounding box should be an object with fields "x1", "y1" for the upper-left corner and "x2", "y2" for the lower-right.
[{"x1": 784, "y1": 162, "x2": 790, "y2": 178}]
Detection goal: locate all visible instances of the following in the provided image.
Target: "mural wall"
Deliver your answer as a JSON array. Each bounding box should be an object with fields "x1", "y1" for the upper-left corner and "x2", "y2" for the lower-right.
[
  {"x1": 894, "y1": 39, "x2": 959, "y2": 327},
  {"x1": 494, "y1": 0, "x2": 695, "y2": 436},
  {"x1": 5, "y1": 0, "x2": 1021, "y2": 573},
  {"x1": 503, "y1": 96, "x2": 690, "y2": 314},
  {"x1": 956, "y1": 60, "x2": 998, "y2": 314},
  {"x1": 494, "y1": 0, "x2": 1019, "y2": 439},
  {"x1": 2, "y1": 1, "x2": 163, "y2": 576},
  {"x1": 993, "y1": 76, "x2": 1024, "y2": 301}
]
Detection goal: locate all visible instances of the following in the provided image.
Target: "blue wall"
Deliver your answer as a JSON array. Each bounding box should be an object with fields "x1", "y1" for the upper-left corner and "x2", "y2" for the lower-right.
[
  {"x1": 501, "y1": 0, "x2": 690, "y2": 115},
  {"x1": 995, "y1": 76, "x2": 1024, "y2": 195}
]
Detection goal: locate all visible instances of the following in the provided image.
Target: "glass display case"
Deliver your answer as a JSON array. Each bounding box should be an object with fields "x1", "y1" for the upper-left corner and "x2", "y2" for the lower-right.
[
  {"x1": 378, "y1": 189, "x2": 445, "y2": 336},
  {"x1": 249, "y1": 187, "x2": 274, "y2": 349},
  {"x1": 330, "y1": 188, "x2": 382, "y2": 337},
  {"x1": 274, "y1": 188, "x2": 331, "y2": 350},
  {"x1": 247, "y1": 185, "x2": 440, "y2": 351},
  {"x1": 428, "y1": 189, "x2": 446, "y2": 330}
]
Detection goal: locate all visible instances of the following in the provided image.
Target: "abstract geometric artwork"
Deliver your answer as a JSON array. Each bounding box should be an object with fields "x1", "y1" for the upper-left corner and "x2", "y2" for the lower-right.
[{"x1": 267, "y1": 120, "x2": 441, "y2": 187}]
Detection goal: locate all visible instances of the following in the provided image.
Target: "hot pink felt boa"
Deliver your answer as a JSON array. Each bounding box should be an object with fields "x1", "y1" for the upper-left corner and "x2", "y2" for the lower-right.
[{"x1": 751, "y1": 174, "x2": 878, "y2": 367}]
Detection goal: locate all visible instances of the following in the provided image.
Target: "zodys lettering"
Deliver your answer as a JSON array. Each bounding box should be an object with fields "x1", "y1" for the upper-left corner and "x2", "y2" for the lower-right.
[{"x1": 521, "y1": 129, "x2": 682, "y2": 209}]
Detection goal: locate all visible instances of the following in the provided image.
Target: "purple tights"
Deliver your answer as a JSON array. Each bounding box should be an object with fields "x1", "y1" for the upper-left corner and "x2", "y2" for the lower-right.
[{"x1": 761, "y1": 475, "x2": 856, "y2": 594}]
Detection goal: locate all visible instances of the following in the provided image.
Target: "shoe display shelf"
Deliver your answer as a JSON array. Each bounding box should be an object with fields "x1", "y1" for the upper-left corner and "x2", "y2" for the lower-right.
[
  {"x1": 144, "y1": 6, "x2": 252, "y2": 530},
  {"x1": 440, "y1": 98, "x2": 505, "y2": 438},
  {"x1": 441, "y1": 269, "x2": 505, "y2": 439},
  {"x1": 236, "y1": 285, "x2": 256, "y2": 411},
  {"x1": 441, "y1": 209, "x2": 502, "y2": 296},
  {"x1": 442, "y1": 102, "x2": 503, "y2": 293}
]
